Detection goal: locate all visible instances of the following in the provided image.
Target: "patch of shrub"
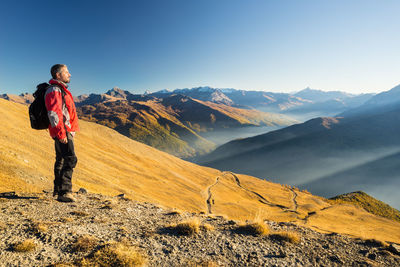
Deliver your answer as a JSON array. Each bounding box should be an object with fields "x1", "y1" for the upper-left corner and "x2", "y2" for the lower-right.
[
  {"x1": 200, "y1": 223, "x2": 214, "y2": 232},
  {"x1": 76, "y1": 242, "x2": 147, "y2": 266},
  {"x1": 13, "y1": 239, "x2": 36, "y2": 252},
  {"x1": 70, "y1": 211, "x2": 89, "y2": 217},
  {"x1": 235, "y1": 221, "x2": 269, "y2": 236},
  {"x1": 270, "y1": 231, "x2": 300, "y2": 244},
  {"x1": 72, "y1": 235, "x2": 98, "y2": 253},
  {"x1": 170, "y1": 219, "x2": 200, "y2": 236},
  {"x1": 30, "y1": 222, "x2": 49, "y2": 233}
]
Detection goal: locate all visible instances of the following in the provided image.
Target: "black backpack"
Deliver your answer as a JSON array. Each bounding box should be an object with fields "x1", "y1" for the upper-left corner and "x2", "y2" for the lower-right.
[{"x1": 29, "y1": 83, "x2": 65, "y2": 130}]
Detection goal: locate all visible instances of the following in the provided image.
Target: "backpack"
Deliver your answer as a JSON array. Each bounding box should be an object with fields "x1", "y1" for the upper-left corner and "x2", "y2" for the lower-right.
[{"x1": 29, "y1": 83, "x2": 65, "y2": 130}]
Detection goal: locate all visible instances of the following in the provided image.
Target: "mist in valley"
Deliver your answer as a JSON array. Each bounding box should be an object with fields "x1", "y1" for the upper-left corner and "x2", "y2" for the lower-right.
[
  {"x1": 299, "y1": 149, "x2": 400, "y2": 210},
  {"x1": 198, "y1": 125, "x2": 284, "y2": 146}
]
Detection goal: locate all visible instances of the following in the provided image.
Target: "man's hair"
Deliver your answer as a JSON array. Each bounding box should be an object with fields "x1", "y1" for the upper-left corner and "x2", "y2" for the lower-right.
[{"x1": 50, "y1": 64, "x2": 66, "y2": 79}]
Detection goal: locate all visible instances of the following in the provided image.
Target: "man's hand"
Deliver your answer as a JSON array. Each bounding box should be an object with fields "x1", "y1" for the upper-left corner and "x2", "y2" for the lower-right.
[{"x1": 59, "y1": 137, "x2": 68, "y2": 144}]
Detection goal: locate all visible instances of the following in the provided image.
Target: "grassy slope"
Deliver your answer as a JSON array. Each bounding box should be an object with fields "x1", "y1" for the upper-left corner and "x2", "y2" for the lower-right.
[
  {"x1": 78, "y1": 100, "x2": 215, "y2": 158},
  {"x1": 329, "y1": 191, "x2": 400, "y2": 223},
  {"x1": 1, "y1": 99, "x2": 400, "y2": 243}
]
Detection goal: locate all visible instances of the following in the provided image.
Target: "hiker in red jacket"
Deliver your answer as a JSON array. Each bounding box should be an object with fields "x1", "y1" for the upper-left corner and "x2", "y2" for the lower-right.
[{"x1": 45, "y1": 64, "x2": 79, "y2": 202}]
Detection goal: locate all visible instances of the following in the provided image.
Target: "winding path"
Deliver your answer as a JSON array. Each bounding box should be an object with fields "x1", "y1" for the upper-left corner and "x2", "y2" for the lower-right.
[
  {"x1": 302, "y1": 206, "x2": 333, "y2": 223},
  {"x1": 206, "y1": 176, "x2": 220, "y2": 214},
  {"x1": 223, "y1": 171, "x2": 289, "y2": 209},
  {"x1": 283, "y1": 187, "x2": 299, "y2": 214}
]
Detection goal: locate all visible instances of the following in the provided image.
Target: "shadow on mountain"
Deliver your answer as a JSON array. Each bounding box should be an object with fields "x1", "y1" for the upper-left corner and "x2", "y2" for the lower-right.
[{"x1": 300, "y1": 151, "x2": 400, "y2": 209}]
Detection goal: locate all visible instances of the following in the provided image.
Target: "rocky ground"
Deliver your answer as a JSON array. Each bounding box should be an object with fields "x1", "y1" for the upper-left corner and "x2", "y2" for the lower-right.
[{"x1": 0, "y1": 190, "x2": 399, "y2": 266}]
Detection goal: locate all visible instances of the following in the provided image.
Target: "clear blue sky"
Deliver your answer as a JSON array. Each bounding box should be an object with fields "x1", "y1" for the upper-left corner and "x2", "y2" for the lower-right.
[{"x1": 1, "y1": 0, "x2": 400, "y2": 95}]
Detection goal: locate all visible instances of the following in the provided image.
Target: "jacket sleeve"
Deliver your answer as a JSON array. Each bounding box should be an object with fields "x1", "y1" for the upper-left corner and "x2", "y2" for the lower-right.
[{"x1": 45, "y1": 86, "x2": 66, "y2": 140}]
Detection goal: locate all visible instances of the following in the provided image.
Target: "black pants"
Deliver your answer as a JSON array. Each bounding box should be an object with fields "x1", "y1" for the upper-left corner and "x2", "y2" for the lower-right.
[{"x1": 54, "y1": 132, "x2": 78, "y2": 195}]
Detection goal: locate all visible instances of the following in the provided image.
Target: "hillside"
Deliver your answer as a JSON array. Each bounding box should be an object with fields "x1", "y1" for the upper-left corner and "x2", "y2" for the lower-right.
[
  {"x1": 76, "y1": 92, "x2": 296, "y2": 158},
  {"x1": 340, "y1": 83, "x2": 400, "y2": 117},
  {"x1": 329, "y1": 191, "x2": 400, "y2": 223},
  {"x1": 1, "y1": 192, "x2": 400, "y2": 266},
  {"x1": 1, "y1": 99, "x2": 400, "y2": 245},
  {"x1": 301, "y1": 152, "x2": 400, "y2": 210}
]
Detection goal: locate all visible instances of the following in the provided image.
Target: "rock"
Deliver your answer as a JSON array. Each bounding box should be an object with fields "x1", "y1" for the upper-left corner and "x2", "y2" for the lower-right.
[
  {"x1": 359, "y1": 249, "x2": 369, "y2": 256},
  {"x1": 389, "y1": 244, "x2": 400, "y2": 255},
  {"x1": 367, "y1": 253, "x2": 377, "y2": 260},
  {"x1": 329, "y1": 255, "x2": 343, "y2": 264},
  {"x1": 116, "y1": 193, "x2": 125, "y2": 198},
  {"x1": 78, "y1": 188, "x2": 87, "y2": 194}
]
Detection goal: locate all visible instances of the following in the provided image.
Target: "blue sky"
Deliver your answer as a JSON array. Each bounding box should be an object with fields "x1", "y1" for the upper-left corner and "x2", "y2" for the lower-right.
[{"x1": 1, "y1": 0, "x2": 400, "y2": 95}]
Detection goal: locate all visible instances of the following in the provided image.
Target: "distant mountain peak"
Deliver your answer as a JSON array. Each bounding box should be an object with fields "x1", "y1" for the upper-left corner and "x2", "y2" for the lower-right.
[
  {"x1": 105, "y1": 87, "x2": 132, "y2": 98},
  {"x1": 155, "y1": 89, "x2": 171, "y2": 94}
]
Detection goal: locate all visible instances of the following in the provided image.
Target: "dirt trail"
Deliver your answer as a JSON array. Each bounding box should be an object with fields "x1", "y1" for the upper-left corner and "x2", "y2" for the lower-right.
[
  {"x1": 289, "y1": 188, "x2": 298, "y2": 211},
  {"x1": 223, "y1": 171, "x2": 289, "y2": 209},
  {"x1": 206, "y1": 176, "x2": 220, "y2": 214},
  {"x1": 302, "y1": 206, "x2": 334, "y2": 223},
  {"x1": 282, "y1": 187, "x2": 299, "y2": 215}
]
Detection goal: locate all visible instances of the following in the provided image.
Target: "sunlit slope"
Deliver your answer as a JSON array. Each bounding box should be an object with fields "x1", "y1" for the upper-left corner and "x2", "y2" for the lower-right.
[{"x1": 1, "y1": 99, "x2": 400, "y2": 243}]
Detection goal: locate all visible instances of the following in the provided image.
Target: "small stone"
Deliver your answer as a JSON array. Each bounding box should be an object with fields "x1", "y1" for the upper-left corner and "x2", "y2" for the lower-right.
[
  {"x1": 116, "y1": 193, "x2": 125, "y2": 198},
  {"x1": 78, "y1": 188, "x2": 87, "y2": 194},
  {"x1": 329, "y1": 255, "x2": 342, "y2": 264}
]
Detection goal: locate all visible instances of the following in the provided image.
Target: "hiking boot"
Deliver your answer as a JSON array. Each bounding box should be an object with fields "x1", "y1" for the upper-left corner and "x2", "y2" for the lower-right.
[{"x1": 57, "y1": 192, "x2": 76, "y2": 202}]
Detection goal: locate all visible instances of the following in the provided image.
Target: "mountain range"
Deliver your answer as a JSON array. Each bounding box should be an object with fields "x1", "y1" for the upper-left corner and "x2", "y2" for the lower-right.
[
  {"x1": 149, "y1": 86, "x2": 374, "y2": 119},
  {"x1": 74, "y1": 88, "x2": 297, "y2": 158},
  {"x1": 198, "y1": 84, "x2": 400, "y2": 209}
]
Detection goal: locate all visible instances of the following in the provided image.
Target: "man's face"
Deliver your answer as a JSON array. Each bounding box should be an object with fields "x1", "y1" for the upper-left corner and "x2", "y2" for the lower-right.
[{"x1": 56, "y1": 66, "x2": 71, "y2": 84}]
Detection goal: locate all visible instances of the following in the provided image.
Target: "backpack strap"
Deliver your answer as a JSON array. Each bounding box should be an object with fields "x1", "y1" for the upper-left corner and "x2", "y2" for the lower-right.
[{"x1": 50, "y1": 84, "x2": 68, "y2": 132}]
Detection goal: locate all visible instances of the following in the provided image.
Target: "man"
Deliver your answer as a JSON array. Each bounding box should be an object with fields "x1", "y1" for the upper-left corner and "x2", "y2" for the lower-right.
[{"x1": 45, "y1": 64, "x2": 79, "y2": 202}]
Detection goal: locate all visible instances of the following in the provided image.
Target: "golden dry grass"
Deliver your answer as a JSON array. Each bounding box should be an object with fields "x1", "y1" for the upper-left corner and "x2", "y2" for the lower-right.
[
  {"x1": 235, "y1": 221, "x2": 270, "y2": 236},
  {"x1": 30, "y1": 222, "x2": 49, "y2": 233},
  {"x1": 13, "y1": 239, "x2": 36, "y2": 252},
  {"x1": 60, "y1": 217, "x2": 74, "y2": 223},
  {"x1": 271, "y1": 231, "x2": 301, "y2": 244},
  {"x1": 77, "y1": 242, "x2": 147, "y2": 266},
  {"x1": 200, "y1": 223, "x2": 215, "y2": 232},
  {"x1": 71, "y1": 235, "x2": 98, "y2": 253},
  {"x1": 1, "y1": 99, "x2": 400, "y2": 243},
  {"x1": 168, "y1": 218, "x2": 201, "y2": 236}
]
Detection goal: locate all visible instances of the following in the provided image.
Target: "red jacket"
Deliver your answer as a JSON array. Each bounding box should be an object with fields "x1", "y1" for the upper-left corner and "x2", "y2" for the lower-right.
[{"x1": 45, "y1": 79, "x2": 79, "y2": 140}]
